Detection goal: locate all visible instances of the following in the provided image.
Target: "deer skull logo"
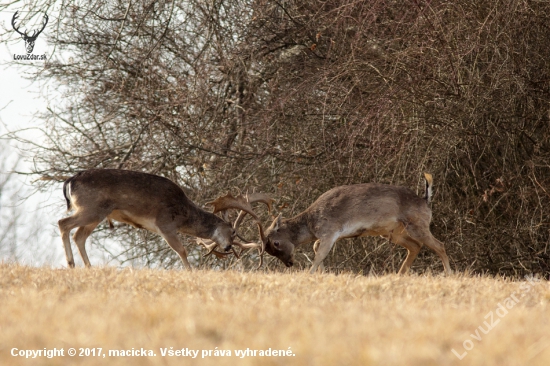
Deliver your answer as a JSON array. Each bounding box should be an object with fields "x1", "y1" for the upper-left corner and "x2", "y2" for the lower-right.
[{"x1": 11, "y1": 11, "x2": 48, "y2": 54}]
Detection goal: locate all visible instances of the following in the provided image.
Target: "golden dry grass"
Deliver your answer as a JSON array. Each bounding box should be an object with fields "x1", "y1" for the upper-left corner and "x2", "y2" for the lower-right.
[{"x1": 0, "y1": 264, "x2": 549, "y2": 365}]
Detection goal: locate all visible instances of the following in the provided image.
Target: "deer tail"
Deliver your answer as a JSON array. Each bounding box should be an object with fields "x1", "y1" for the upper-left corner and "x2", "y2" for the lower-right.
[
  {"x1": 423, "y1": 173, "x2": 433, "y2": 204},
  {"x1": 62, "y1": 176, "x2": 75, "y2": 211}
]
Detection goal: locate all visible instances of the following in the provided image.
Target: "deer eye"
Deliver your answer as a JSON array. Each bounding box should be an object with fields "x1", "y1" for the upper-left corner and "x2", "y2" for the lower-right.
[{"x1": 273, "y1": 241, "x2": 280, "y2": 248}]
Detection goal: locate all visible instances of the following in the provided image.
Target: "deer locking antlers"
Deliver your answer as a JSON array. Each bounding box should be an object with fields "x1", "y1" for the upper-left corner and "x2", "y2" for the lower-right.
[
  {"x1": 60, "y1": 169, "x2": 450, "y2": 274},
  {"x1": 196, "y1": 174, "x2": 452, "y2": 275},
  {"x1": 197, "y1": 192, "x2": 274, "y2": 265}
]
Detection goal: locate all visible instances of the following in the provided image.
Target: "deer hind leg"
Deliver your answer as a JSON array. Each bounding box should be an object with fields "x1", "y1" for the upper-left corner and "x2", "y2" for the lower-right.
[
  {"x1": 310, "y1": 236, "x2": 337, "y2": 274},
  {"x1": 158, "y1": 230, "x2": 192, "y2": 270},
  {"x1": 59, "y1": 217, "x2": 77, "y2": 268},
  {"x1": 406, "y1": 224, "x2": 452, "y2": 275},
  {"x1": 59, "y1": 210, "x2": 109, "y2": 268},
  {"x1": 424, "y1": 235, "x2": 452, "y2": 275},
  {"x1": 389, "y1": 232, "x2": 422, "y2": 275},
  {"x1": 72, "y1": 222, "x2": 100, "y2": 267}
]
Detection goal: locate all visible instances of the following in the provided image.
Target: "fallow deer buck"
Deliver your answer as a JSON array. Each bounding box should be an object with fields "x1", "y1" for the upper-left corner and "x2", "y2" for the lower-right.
[
  {"x1": 256, "y1": 174, "x2": 452, "y2": 275},
  {"x1": 58, "y1": 169, "x2": 270, "y2": 268}
]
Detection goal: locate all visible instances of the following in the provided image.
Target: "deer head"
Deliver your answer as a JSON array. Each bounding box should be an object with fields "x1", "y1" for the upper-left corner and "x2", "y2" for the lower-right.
[
  {"x1": 200, "y1": 192, "x2": 275, "y2": 263},
  {"x1": 12, "y1": 11, "x2": 48, "y2": 54},
  {"x1": 257, "y1": 214, "x2": 296, "y2": 267}
]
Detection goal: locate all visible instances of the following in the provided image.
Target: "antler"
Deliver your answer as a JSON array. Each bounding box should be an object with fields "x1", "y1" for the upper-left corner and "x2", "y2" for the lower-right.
[
  {"x1": 33, "y1": 13, "x2": 48, "y2": 39},
  {"x1": 11, "y1": 12, "x2": 48, "y2": 39},
  {"x1": 196, "y1": 238, "x2": 238, "y2": 259},
  {"x1": 207, "y1": 193, "x2": 259, "y2": 220},
  {"x1": 206, "y1": 191, "x2": 274, "y2": 268},
  {"x1": 232, "y1": 192, "x2": 275, "y2": 230},
  {"x1": 232, "y1": 240, "x2": 265, "y2": 269},
  {"x1": 11, "y1": 11, "x2": 25, "y2": 37},
  {"x1": 235, "y1": 193, "x2": 273, "y2": 268},
  {"x1": 196, "y1": 238, "x2": 261, "y2": 259},
  {"x1": 256, "y1": 222, "x2": 267, "y2": 263},
  {"x1": 207, "y1": 191, "x2": 274, "y2": 234},
  {"x1": 245, "y1": 192, "x2": 275, "y2": 213},
  {"x1": 231, "y1": 241, "x2": 261, "y2": 250}
]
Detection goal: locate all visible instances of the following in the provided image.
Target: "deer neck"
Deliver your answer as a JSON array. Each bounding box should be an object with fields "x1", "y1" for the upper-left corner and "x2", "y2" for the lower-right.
[
  {"x1": 180, "y1": 200, "x2": 223, "y2": 239},
  {"x1": 285, "y1": 212, "x2": 315, "y2": 246}
]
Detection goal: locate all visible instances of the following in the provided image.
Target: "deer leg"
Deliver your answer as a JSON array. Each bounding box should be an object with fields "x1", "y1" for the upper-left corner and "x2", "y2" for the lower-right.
[
  {"x1": 72, "y1": 222, "x2": 100, "y2": 267},
  {"x1": 310, "y1": 237, "x2": 336, "y2": 274},
  {"x1": 59, "y1": 210, "x2": 109, "y2": 268},
  {"x1": 389, "y1": 233, "x2": 422, "y2": 275},
  {"x1": 312, "y1": 240, "x2": 325, "y2": 272},
  {"x1": 159, "y1": 231, "x2": 192, "y2": 270},
  {"x1": 424, "y1": 235, "x2": 452, "y2": 275},
  {"x1": 59, "y1": 217, "x2": 77, "y2": 268},
  {"x1": 406, "y1": 225, "x2": 452, "y2": 275}
]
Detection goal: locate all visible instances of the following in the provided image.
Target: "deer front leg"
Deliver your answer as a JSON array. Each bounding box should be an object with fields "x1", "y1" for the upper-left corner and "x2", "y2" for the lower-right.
[
  {"x1": 159, "y1": 230, "x2": 193, "y2": 270},
  {"x1": 310, "y1": 237, "x2": 336, "y2": 274},
  {"x1": 312, "y1": 240, "x2": 325, "y2": 273}
]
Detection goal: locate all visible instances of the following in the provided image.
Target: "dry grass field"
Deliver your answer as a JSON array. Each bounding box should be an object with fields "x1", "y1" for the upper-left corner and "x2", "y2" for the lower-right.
[{"x1": 0, "y1": 264, "x2": 549, "y2": 366}]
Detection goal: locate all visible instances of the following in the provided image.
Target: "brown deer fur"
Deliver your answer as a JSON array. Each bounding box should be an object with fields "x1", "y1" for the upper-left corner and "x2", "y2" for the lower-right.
[{"x1": 260, "y1": 174, "x2": 452, "y2": 274}]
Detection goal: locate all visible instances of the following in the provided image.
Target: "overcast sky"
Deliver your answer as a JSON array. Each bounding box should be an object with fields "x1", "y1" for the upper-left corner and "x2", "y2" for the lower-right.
[
  {"x1": 1, "y1": 6, "x2": 50, "y2": 141},
  {"x1": 1, "y1": 9, "x2": 84, "y2": 267}
]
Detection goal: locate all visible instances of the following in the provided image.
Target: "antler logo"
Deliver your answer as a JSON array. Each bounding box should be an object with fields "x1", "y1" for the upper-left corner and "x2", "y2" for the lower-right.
[{"x1": 11, "y1": 11, "x2": 48, "y2": 54}]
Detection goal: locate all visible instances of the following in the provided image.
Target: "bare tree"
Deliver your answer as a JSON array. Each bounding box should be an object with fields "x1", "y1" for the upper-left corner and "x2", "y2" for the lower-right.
[{"x1": 3, "y1": 0, "x2": 550, "y2": 277}]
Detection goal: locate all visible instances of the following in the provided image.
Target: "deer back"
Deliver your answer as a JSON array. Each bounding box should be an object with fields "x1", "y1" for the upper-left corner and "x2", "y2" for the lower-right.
[
  {"x1": 65, "y1": 169, "x2": 222, "y2": 237},
  {"x1": 307, "y1": 183, "x2": 432, "y2": 231}
]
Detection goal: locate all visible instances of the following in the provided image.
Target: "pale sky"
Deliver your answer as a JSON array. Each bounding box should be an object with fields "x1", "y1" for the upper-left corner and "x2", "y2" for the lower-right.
[{"x1": 0, "y1": 8, "x2": 99, "y2": 267}]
